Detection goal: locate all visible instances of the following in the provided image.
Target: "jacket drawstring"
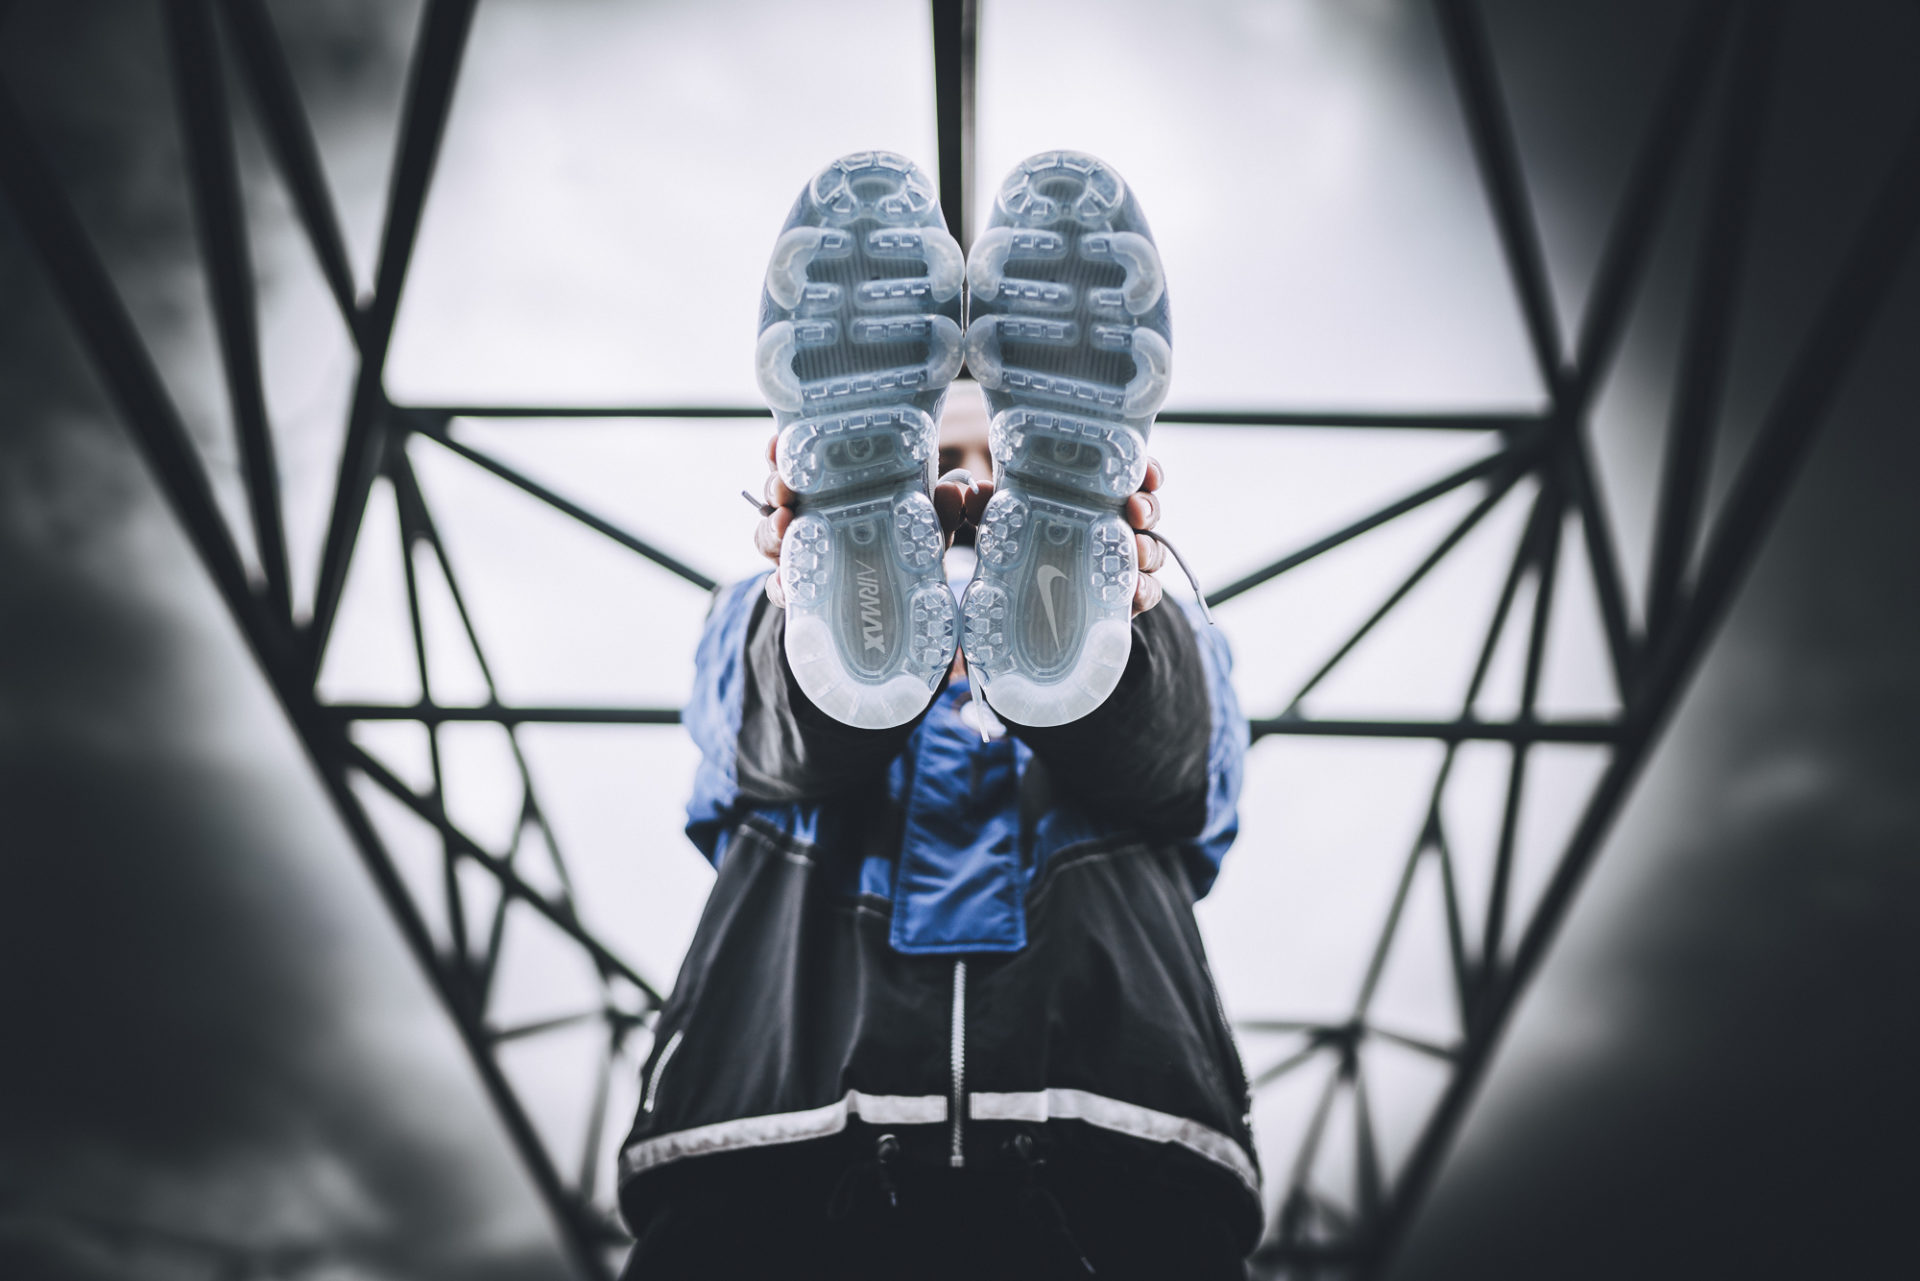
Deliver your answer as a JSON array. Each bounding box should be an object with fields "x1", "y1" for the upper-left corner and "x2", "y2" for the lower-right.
[
  {"x1": 827, "y1": 1132, "x2": 903, "y2": 1221},
  {"x1": 1008, "y1": 1131, "x2": 1097, "y2": 1277}
]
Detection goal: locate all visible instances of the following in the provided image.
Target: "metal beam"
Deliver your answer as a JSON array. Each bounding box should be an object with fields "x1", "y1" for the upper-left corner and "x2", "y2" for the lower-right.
[
  {"x1": 409, "y1": 417, "x2": 720, "y2": 591},
  {"x1": 1367, "y1": 96, "x2": 1920, "y2": 1280},
  {"x1": 307, "y1": 0, "x2": 476, "y2": 661},
  {"x1": 1647, "y1": 1, "x2": 1778, "y2": 639},
  {"x1": 1283, "y1": 459, "x2": 1526, "y2": 711},
  {"x1": 0, "y1": 71, "x2": 615, "y2": 1281},
  {"x1": 219, "y1": 0, "x2": 360, "y2": 329},
  {"x1": 1208, "y1": 439, "x2": 1531, "y2": 607},
  {"x1": 166, "y1": 0, "x2": 294, "y2": 625},
  {"x1": 931, "y1": 0, "x2": 978, "y2": 247},
  {"x1": 1434, "y1": 0, "x2": 1564, "y2": 395}
]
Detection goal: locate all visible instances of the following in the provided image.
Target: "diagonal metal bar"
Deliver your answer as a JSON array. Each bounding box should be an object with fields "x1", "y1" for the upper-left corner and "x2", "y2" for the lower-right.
[
  {"x1": 931, "y1": 0, "x2": 978, "y2": 248},
  {"x1": 1365, "y1": 1026, "x2": 1458, "y2": 1063},
  {"x1": 389, "y1": 444, "x2": 598, "y2": 1001},
  {"x1": 1251, "y1": 1037, "x2": 1334, "y2": 1091},
  {"x1": 0, "y1": 74, "x2": 615, "y2": 1279},
  {"x1": 390, "y1": 442, "x2": 475, "y2": 983},
  {"x1": 1439, "y1": 2, "x2": 1731, "y2": 701},
  {"x1": 1432, "y1": 821, "x2": 1474, "y2": 1024},
  {"x1": 577, "y1": 1021, "x2": 622, "y2": 1202},
  {"x1": 1329, "y1": 482, "x2": 1557, "y2": 1069},
  {"x1": 1559, "y1": 431, "x2": 1637, "y2": 695},
  {"x1": 308, "y1": 0, "x2": 477, "y2": 663},
  {"x1": 1350, "y1": 830, "x2": 1435, "y2": 1019},
  {"x1": 1208, "y1": 440, "x2": 1527, "y2": 607},
  {"x1": 219, "y1": 0, "x2": 359, "y2": 329},
  {"x1": 1434, "y1": 0, "x2": 1565, "y2": 394},
  {"x1": 391, "y1": 444, "x2": 537, "y2": 1003},
  {"x1": 489, "y1": 1008, "x2": 609, "y2": 1045},
  {"x1": 166, "y1": 0, "x2": 294, "y2": 624},
  {"x1": 1565, "y1": 0, "x2": 1728, "y2": 402},
  {"x1": 350, "y1": 742, "x2": 663, "y2": 1006},
  {"x1": 1354, "y1": 1065, "x2": 1385, "y2": 1223},
  {"x1": 1647, "y1": 1, "x2": 1779, "y2": 640},
  {"x1": 1543, "y1": 0, "x2": 1732, "y2": 700},
  {"x1": 1269, "y1": 1050, "x2": 1357, "y2": 1253},
  {"x1": 1284, "y1": 459, "x2": 1527, "y2": 711},
  {"x1": 1368, "y1": 97, "x2": 1920, "y2": 1281},
  {"x1": 1478, "y1": 484, "x2": 1562, "y2": 970},
  {"x1": 1440, "y1": 0, "x2": 1727, "y2": 698},
  {"x1": 411, "y1": 416, "x2": 720, "y2": 591}
]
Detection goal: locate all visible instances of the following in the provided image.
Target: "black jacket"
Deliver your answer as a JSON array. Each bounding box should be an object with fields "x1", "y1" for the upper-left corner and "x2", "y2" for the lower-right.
[{"x1": 616, "y1": 578, "x2": 1260, "y2": 1264}]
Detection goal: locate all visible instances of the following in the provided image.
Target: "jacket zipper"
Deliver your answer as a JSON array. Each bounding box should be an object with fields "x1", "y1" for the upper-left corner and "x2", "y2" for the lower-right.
[{"x1": 949, "y1": 959, "x2": 967, "y2": 1168}]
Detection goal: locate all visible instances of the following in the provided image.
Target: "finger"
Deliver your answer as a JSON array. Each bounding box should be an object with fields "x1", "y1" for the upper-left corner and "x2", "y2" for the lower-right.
[
  {"x1": 1131, "y1": 568, "x2": 1163, "y2": 617},
  {"x1": 764, "y1": 568, "x2": 787, "y2": 609},
  {"x1": 764, "y1": 434, "x2": 778, "y2": 468},
  {"x1": 932, "y1": 479, "x2": 965, "y2": 536},
  {"x1": 1135, "y1": 532, "x2": 1166, "y2": 575},
  {"x1": 1125, "y1": 488, "x2": 1161, "y2": 531},
  {"x1": 753, "y1": 506, "x2": 792, "y2": 563},
  {"x1": 1140, "y1": 457, "x2": 1164, "y2": 493},
  {"x1": 965, "y1": 477, "x2": 996, "y2": 527},
  {"x1": 763, "y1": 470, "x2": 797, "y2": 510}
]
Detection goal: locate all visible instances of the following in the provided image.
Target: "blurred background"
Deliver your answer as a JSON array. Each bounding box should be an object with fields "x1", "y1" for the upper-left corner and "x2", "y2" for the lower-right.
[{"x1": 1, "y1": 1, "x2": 1916, "y2": 1278}]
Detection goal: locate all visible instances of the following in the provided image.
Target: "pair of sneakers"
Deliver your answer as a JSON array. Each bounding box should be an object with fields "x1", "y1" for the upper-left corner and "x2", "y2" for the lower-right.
[{"x1": 756, "y1": 149, "x2": 1173, "y2": 730}]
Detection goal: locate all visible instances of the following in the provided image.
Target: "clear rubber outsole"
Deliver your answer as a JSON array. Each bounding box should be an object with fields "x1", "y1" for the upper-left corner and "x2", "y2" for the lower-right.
[
  {"x1": 960, "y1": 151, "x2": 1172, "y2": 727},
  {"x1": 757, "y1": 152, "x2": 964, "y2": 729}
]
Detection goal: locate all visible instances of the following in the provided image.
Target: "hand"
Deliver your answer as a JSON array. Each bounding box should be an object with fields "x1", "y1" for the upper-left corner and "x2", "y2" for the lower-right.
[
  {"x1": 949, "y1": 456, "x2": 1167, "y2": 618},
  {"x1": 754, "y1": 435, "x2": 981, "y2": 608}
]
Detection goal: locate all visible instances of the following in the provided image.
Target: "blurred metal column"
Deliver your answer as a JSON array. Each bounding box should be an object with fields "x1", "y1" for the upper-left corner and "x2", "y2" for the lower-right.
[{"x1": 932, "y1": 0, "x2": 978, "y2": 247}]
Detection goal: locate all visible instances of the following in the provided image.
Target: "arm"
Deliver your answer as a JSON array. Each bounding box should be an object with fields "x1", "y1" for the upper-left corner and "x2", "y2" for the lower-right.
[
  {"x1": 997, "y1": 450, "x2": 1246, "y2": 896},
  {"x1": 682, "y1": 574, "x2": 924, "y2": 863},
  {"x1": 1007, "y1": 600, "x2": 1247, "y2": 897}
]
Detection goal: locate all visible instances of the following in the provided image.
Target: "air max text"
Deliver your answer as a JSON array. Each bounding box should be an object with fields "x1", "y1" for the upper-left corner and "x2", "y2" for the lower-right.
[{"x1": 856, "y1": 562, "x2": 885, "y2": 650}]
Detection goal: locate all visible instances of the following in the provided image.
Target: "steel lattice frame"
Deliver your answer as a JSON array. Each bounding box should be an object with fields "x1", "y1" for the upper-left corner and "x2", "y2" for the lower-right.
[{"x1": 3, "y1": 0, "x2": 1916, "y2": 1277}]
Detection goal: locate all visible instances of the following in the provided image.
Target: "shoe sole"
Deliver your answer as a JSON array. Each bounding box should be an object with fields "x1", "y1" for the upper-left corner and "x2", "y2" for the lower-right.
[
  {"x1": 960, "y1": 151, "x2": 1172, "y2": 727},
  {"x1": 756, "y1": 152, "x2": 965, "y2": 729}
]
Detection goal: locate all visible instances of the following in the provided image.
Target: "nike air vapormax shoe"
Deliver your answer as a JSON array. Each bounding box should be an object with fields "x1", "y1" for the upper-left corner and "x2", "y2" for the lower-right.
[
  {"x1": 960, "y1": 151, "x2": 1173, "y2": 726},
  {"x1": 757, "y1": 151, "x2": 966, "y2": 729}
]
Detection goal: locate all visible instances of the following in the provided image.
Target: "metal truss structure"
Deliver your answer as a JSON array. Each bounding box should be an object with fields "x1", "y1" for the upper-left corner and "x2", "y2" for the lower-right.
[{"x1": 3, "y1": 0, "x2": 1916, "y2": 1277}]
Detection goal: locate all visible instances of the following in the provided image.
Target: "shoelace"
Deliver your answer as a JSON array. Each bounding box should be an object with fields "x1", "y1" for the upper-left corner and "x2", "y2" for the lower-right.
[
  {"x1": 740, "y1": 488, "x2": 1213, "y2": 624},
  {"x1": 1137, "y1": 526, "x2": 1213, "y2": 624}
]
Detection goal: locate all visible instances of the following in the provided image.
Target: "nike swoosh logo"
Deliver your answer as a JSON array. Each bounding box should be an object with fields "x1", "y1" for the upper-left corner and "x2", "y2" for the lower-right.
[{"x1": 1036, "y1": 565, "x2": 1068, "y2": 649}]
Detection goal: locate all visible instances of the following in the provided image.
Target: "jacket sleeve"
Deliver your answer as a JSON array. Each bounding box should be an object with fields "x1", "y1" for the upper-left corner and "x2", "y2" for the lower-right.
[
  {"x1": 1008, "y1": 600, "x2": 1247, "y2": 897},
  {"x1": 684, "y1": 574, "x2": 925, "y2": 862}
]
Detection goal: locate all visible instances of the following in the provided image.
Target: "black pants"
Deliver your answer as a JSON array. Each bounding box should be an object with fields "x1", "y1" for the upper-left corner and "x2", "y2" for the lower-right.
[{"x1": 624, "y1": 1157, "x2": 1249, "y2": 1281}]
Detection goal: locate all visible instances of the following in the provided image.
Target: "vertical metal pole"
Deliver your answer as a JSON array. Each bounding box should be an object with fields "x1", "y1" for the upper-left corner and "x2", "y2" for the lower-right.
[{"x1": 931, "y1": 0, "x2": 978, "y2": 248}]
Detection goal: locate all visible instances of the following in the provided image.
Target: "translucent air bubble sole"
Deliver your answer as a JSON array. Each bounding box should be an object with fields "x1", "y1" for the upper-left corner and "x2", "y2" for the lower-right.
[
  {"x1": 960, "y1": 151, "x2": 1170, "y2": 727},
  {"x1": 761, "y1": 152, "x2": 964, "y2": 728}
]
